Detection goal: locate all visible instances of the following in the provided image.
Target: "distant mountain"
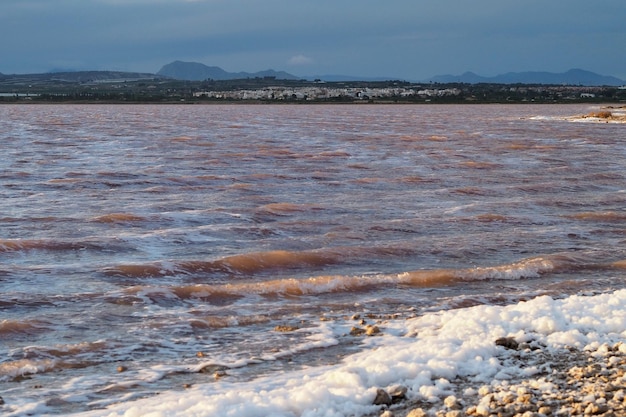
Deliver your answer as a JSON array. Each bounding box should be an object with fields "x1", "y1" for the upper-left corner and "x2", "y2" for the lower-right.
[
  {"x1": 427, "y1": 69, "x2": 625, "y2": 86},
  {"x1": 157, "y1": 61, "x2": 300, "y2": 81}
]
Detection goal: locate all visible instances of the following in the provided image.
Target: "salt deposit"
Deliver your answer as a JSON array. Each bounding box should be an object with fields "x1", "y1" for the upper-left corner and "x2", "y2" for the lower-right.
[{"x1": 63, "y1": 289, "x2": 626, "y2": 417}]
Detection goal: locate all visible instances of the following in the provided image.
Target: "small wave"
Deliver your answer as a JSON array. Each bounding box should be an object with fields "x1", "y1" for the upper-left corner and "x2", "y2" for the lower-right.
[
  {"x1": 256, "y1": 203, "x2": 323, "y2": 215},
  {"x1": 127, "y1": 275, "x2": 388, "y2": 302},
  {"x1": 105, "y1": 247, "x2": 420, "y2": 278},
  {"x1": 400, "y1": 256, "x2": 558, "y2": 285},
  {"x1": 0, "y1": 319, "x2": 51, "y2": 336},
  {"x1": 124, "y1": 255, "x2": 582, "y2": 301},
  {"x1": 23, "y1": 340, "x2": 109, "y2": 359},
  {"x1": 0, "y1": 341, "x2": 111, "y2": 380},
  {"x1": 0, "y1": 359, "x2": 58, "y2": 380},
  {"x1": 0, "y1": 239, "x2": 97, "y2": 252},
  {"x1": 105, "y1": 250, "x2": 341, "y2": 278},
  {"x1": 91, "y1": 213, "x2": 149, "y2": 223},
  {"x1": 0, "y1": 358, "x2": 98, "y2": 381}
]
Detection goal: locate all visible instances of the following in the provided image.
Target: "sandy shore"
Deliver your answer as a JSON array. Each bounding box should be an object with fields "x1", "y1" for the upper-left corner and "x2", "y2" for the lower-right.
[{"x1": 371, "y1": 339, "x2": 626, "y2": 417}]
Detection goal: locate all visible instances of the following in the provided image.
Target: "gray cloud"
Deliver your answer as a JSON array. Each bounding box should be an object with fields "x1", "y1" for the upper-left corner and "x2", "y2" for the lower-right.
[{"x1": 1, "y1": 0, "x2": 624, "y2": 80}]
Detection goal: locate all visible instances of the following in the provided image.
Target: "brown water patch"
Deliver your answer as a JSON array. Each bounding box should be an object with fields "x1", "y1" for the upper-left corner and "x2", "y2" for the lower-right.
[
  {"x1": 105, "y1": 249, "x2": 340, "y2": 278},
  {"x1": 353, "y1": 177, "x2": 383, "y2": 184},
  {"x1": 257, "y1": 203, "x2": 322, "y2": 215},
  {"x1": 396, "y1": 176, "x2": 429, "y2": 184},
  {"x1": 507, "y1": 142, "x2": 531, "y2": 150},
  {"x1": 0, "y1": 319, "x2": 50, "y2": 336},
  {"x1": 91, "y1": 213, "x2": 149, "y2": 223},
  {"x1": 170, "y1": 136, "x2": 196, "y2": 142},
  {"x1": 611, "y1": 260, "x2": 626, "y2": 269},
  {"x1": 399, "y1": 269, "x2": 458, "y2": 287},
  {"x1": 474, "y1": 214, "x2": 509, "y2": 222},
  {"x1": 428, "y1": 135, "x2": 448, "y2": 141},
  {"x1": 565, "y1": 211, "x2": 626, "y2": 222}
]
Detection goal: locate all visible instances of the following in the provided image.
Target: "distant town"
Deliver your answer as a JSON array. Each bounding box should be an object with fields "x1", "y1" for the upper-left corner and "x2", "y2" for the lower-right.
[{"x1": 1, "y1": 68, "x2": 625, "y2": 104}]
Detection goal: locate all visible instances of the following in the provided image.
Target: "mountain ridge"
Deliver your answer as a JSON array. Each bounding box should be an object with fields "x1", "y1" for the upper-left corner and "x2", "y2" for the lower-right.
[
  {"x1": 1, "y1": 63, "x2": 624, "y2": 87},
  {"x1": 157, "y1": 61, "x2": 300, "y2": 81},
  {"x1": 427, "y1": 68, "x2": 624, "y2": 86},
  {"x1": 159, "y1": 62, "x2": 624, "y2": 86}
]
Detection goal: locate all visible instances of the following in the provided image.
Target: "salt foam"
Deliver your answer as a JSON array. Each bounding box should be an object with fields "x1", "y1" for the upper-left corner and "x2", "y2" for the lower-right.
[{"x1": 58, "y1": 289, "x2": 626, "y2": 417}]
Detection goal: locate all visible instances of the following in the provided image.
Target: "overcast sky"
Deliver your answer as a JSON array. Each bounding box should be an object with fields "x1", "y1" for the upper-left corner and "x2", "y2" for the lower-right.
[{"x1": 2, "y1": 0, "x2": 625, "y2": 80}]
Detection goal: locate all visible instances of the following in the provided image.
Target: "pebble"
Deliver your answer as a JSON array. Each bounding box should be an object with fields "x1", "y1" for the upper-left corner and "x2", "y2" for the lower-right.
[
  {"x1": 389, "y1": 385, "x2": 408, "y2": 402},
  {"x1": 274, "y1": 325, "x2": 299, "y2": 332},
  {"x1": 406, "y1": 408, "x2": 426, "y2": 417},
  {"x1": 367, "y1": 340, "x2": 626, "y2": 417},
  {"x1": 443, "y1": 395, "x2": 461, "y2": 410},
  {"x1": 373, "y1": 388, "x2": 392, "y2": 406},
  {"x1": 350, "y1": 326, "x2": 366, "y2": 336},
  {"x1": 495, "y1": 336, "x2": 519, "y2": 350},
  {"x1": 366, "y1": 325, "x2": 381, "y2": 336}
]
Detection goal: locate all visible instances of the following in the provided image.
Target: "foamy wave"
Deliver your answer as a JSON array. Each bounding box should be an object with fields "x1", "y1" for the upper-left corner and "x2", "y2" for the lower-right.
[
  {"x1": 0, "y1": 359, "x2": 57, "y2": 380},
  {"x1": 400, "y1": 256, "x2": 556, "y2": 285},
  {"x1": 125, "y1": 256, "x2": 581, "y2": 301},
  {"x1": 0, "y1": 341, "x2": 112, "y2": 381}
]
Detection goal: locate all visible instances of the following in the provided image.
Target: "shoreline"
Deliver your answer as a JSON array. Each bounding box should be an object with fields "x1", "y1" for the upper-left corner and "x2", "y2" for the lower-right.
[
  {"x1": 371, "y1": 340, "x2": 626, "y2": 417},
  {"x1": 65, "y1": 290, "x2": 626, "y2": 417}
]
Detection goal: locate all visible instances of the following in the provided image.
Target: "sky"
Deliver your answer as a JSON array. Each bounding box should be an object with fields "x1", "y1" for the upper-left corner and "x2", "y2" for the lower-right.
[{"x1": 1, "y1": 0, "x2": 625, "y2": 81}]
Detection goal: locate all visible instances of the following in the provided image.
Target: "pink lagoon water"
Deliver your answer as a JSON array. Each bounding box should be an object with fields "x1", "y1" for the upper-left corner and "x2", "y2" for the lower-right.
[{"x1": 1, "y1": 103, "x2": 626, "y2": 416}]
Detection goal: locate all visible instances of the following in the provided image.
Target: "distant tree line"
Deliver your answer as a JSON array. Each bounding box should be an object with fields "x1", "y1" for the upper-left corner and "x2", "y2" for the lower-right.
[{"x1": 1, "y1": 77, "x2": 624, "y2": 104}]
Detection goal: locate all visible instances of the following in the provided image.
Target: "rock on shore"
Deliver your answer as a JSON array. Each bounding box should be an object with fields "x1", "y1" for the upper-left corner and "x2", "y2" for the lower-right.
[{"x1": 372, "y1": 340, "x2": 626, "y2": 417}]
